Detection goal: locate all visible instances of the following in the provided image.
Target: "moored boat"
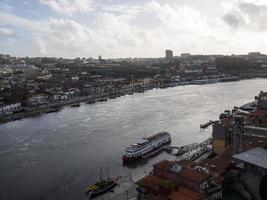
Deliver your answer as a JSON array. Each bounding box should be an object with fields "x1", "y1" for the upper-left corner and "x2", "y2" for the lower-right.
[
  {"x1": 98, "y1": 98, "x2": 108, "y2": 102},
  {"x1": 122, "y1": 132, "x2": 171, "y2": 164},
  {"x1": 86, "y1": 177, "x2": 119, "y2": 199},
  {"x1": 46, "y1": 108, "x2": 60, "y2": 113},
  {"x1": 70, "y1": 103, "x2": 80, "y2": 107},
  {"x1": 86, "y1": 100, "x2": 96, "y2": 104}
]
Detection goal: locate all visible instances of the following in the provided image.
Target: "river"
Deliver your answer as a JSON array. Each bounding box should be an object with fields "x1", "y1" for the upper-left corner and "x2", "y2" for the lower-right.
[{"x1": 0, "y1": 78, "x2": 266, "y2": 200}]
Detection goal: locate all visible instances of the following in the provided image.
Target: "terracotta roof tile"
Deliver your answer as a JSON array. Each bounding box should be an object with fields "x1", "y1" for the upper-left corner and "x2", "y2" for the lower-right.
[
  {"x1": 176, "y1": 160, "x2": 196, "y2": 168},
  {"x1": 179, "y1": 167, "x2": 209, "y2": 184},
  {"x1": 154, "y1": 160, "x2": 174, "y2": 171},
  {"x1": 137, "y1": 174, "x2": 174, "y2": 192},
  {"x1": 168, "y1": 186, "x2": 201, "y2": 200}
]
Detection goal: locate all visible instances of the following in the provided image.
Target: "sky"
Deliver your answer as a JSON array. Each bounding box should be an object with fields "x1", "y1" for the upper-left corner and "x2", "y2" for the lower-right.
[{"x1": 1, "y1": 0, "x2": 267, "y2": 58}]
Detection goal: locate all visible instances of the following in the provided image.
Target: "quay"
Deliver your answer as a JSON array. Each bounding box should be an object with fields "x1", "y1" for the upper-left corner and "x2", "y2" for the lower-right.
[
  {"x1": 0, "y1": 87, "x2": 149, "y2": 124},
  {"x1": 200, "y1": 120, "x2": 216, "y2": 129}
]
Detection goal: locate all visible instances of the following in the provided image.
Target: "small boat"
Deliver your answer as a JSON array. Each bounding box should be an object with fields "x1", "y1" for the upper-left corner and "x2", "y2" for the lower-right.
[
  {"x1": 86, "y1": 177, "x2": 119, "y2": 199},
  {"x1": 46, "y1": 108, "x2": 60, "y2": 113},
  {"x1": 98, "y1": 98, "x2": 108, "y2": 102},
  {"x1": 70, "y1": 103, "x2": 80, "y2": 107},
  {"x1": 86, "y1": 100, "x2": 96, "y2": 104},
  {"x1": 114, "y1": 92, "x2": 122, "y2": 97},
  {"x1": 134, "y1": 88, "x2": 145, "y2": 93}
]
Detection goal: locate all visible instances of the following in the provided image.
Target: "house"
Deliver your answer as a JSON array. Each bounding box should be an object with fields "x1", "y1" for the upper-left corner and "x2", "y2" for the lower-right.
[
  {"x1": 0, "y1": 103, "x2": 22, "y2": 115},
  {"x1": 233, "y1": 147, "x2": 267, "y2": 200},
  {"x1": 136, "y1": 160, "x2": 222, "y2": 200}
]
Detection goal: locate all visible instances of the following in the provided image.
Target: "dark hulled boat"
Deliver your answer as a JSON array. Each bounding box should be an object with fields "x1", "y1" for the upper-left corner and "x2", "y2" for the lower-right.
[
  {"x1": 98, "y1": 98, "x2": 108, "y2": 102},
  {"x1": 46, "y1": 106, "x2": 60, "y2": 113},
  {"x1": 86, "y1": 177, "x2": 119, "y2": 199},
  {"x1": 70, "y1": 103, "x2": 80, "y2": 107},
  {"x1": 86, "y1": 100, "x2": 96, "y2": 104},
  {"x1": 46, "y1": 109, "x2": 60, "y2": 113}
]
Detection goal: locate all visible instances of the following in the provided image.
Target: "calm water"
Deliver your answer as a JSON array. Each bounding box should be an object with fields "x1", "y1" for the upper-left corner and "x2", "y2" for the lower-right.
[{"x1": 0, "y1": 79, "x2": 266, "y2": 200}]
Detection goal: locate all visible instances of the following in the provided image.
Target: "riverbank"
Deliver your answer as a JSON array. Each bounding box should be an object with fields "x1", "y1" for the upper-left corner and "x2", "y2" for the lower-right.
[
  {"x1": 0, "y1": 87, "x2": 147, "y2": 124},
  {"x1": 0, "y1": 77, "x2": 263, "y2": 125}
]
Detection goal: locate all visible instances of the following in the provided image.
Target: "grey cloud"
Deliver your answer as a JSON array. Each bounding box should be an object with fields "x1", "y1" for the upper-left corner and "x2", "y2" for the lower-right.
[
  {"x1": 239, "y1": 2, "x2": 267, "y2": 15},
  {"x1": 223, "y1": 1, "x2": 267, "y2": 31},
  {"x1": 223, "y1": 12, "x2": 245, "y2": 29}
]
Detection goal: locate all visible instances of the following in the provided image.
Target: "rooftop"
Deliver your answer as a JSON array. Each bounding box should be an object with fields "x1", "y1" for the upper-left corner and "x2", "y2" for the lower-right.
[
  {"x1": 233, "y1": 147, "x2": 267, "y2": 170},
  {"x1": 154, "y1": 160, "x2": 174, "y2": 171},
  {"x1": 137, "y1": 174, "x2": 176, "y2": 192},
  {"x1": 154, "y1": 160, "x2": 210, "y2": 184},
  {"x1": 168, "y1": 186, "x2": 201, "y2": 200},
  {"x1": 179, "y1": 167, "x2": 210, "y2": 184}
]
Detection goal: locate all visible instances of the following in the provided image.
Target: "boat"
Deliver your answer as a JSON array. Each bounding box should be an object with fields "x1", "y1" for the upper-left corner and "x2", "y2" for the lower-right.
[
  {"x1": 86, "y1": 176, "x2": 119, "y2": 199},
  {"x1": 46, "y1": 108, "x2": 60, "y2": 113},
  {"x1": 219, "y1": 76, "x2": 239, "y2": 82},
  {"x1": 70, "y1": 103, "x2": 80, "y2": 107},
  {"x1": 122, "y1": 132, "x2": 171, "y2": 164},
  {"x1": 134, "y1": 87, "x2": 145, "y2": 93},
  {"x1": 115, "y1": 93, "x2": 122, "y2": 97},
  {"x1": 86, "y1": 100, "x2": 96, "y2": 104},
  {"x1": 109, "y1": 95, "x2": 116, "y2": 99},
  {"x1": 98, "y1": 98, "x2": 108, "y2": 102}
]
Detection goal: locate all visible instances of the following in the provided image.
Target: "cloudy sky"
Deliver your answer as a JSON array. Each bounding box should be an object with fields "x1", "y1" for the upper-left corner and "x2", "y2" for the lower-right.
[{"x1": 0, "y1": 0, "x2": 267, "y2": 58}]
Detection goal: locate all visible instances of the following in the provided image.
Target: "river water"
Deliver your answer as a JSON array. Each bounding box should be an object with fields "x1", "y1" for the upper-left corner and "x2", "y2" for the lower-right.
[{"x1": 0, "y1": 79, "x2": 266, "y2": 200}]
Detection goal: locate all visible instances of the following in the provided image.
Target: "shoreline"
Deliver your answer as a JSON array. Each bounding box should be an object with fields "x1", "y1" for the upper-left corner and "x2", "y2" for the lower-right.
[
  {"x1": 0, "y1": 77, "x2": 263, "y2": 125},
  {"x1": 0, "y1": 88, "x2": 143, "y2": 125}
]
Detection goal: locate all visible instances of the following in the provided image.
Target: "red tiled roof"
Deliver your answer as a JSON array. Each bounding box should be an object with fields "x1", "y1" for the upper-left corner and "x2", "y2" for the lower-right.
[
  {"x1": 137, "y1": 174, "x2": 168, "y2": 192},
  {"x1": 168, "y1": 191, "x2": 193, "y2": 200},
  {"x1": 180, "y1": 186, "x2": 202, "y2": 199},
  {"x1": 176, "y1": 159, "x2": 196, "y2": 168},
  {"x1": 154, "y1": 160, "x2": 174, "y2": 171},
  {"x1": 200, "y1": 151, "x2": 232, "y2": 173},
  {"x1": 179, "y1": 167, "x2": 209, "y2": 184},
  {"x1": 154, "y1": 160, "x2": 209, "y2": 183},
  {"x1": 248, "y1": 110, "x2": 267, "y2": 116},
  {"x1": 168, "y1": 186, "x2": 201, "y2": 200}
]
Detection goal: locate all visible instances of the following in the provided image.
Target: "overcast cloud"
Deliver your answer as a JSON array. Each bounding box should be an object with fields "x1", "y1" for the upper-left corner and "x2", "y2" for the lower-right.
[{"x1": 0, "y1": 0, "x2": 267, "y2": 58}]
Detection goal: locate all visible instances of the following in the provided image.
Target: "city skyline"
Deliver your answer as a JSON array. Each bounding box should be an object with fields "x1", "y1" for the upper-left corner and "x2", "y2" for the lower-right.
[{"x1": 1, "y1": 0, "x2": 267, "y2": 58}]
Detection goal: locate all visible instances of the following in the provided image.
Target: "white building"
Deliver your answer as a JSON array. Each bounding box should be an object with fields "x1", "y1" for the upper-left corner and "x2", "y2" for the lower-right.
[{"x1": 0, "y1": 103, "x2": 21, "y2": 115}]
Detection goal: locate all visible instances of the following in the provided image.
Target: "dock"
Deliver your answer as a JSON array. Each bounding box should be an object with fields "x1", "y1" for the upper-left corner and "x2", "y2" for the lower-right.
[
  {"x1": 164, "y1": 137, "x2": 213, "y2": 161},
  {"x1": 200, "y1": 120, "x2": 216, "y2": 129}
]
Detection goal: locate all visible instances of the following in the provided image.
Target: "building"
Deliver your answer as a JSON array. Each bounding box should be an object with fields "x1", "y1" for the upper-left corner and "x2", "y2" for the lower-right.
[
  {"x1": 181, "y1": 53, "x2": 191, "y2": 58},
  {"x1": 233, "y1": 147, "x2": 267, "y2": 200},
  {"x1": 165, "y1": 50, "x2": 173, "y2": 62},
  {"x1": 0, "y1": 103, "x2": 22, "y2": 116},
  {"x1": 136, "y1": 160, "x2": 222, "y2": 200},
  {"x1": 212, "y1": 118, "x2": 233, "y2": 154},
  {"x1": 257, "y1": 91, "x2": 267, "y2": 109}
]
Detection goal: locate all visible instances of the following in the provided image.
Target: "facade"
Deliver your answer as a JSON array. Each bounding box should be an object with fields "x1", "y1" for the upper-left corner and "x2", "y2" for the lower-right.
[
  {"x1": 165, "y1": 50, "x2": 173, "y2": 62},
  {"x1": 0, "y1": 103, "x2": 21, "y2": 115},
  {"x1": 212, "y1": 119, "x2": 233, "y2": 154},
  {"x1": 257, "y1": 91, "x2": 267, "y2": 109},
  {"x1": 27, "y1": 95, "x2": 49, "y2": 106}
]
